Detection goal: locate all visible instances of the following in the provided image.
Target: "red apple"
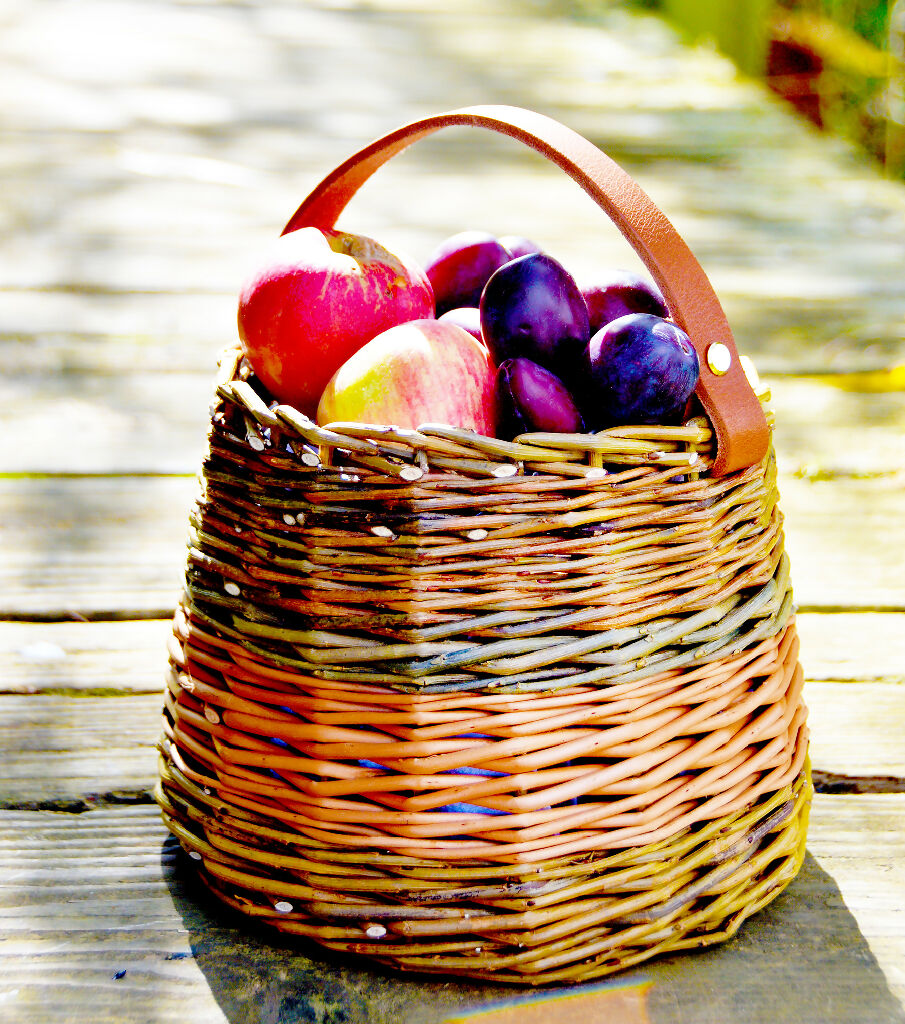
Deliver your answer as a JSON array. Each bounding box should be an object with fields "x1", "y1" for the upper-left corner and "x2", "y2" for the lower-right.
[
  {"x1": 316, "y1": 319, "x2": 497, "y2": 434},
  {"x1": 237, "y1": 226, "x2": 434, "y2": 414}
]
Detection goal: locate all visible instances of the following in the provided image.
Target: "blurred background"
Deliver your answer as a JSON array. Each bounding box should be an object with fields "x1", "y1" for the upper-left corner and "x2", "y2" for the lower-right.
[{"x1": 651, "y1": 0, "x2": 905, "y2": 178}]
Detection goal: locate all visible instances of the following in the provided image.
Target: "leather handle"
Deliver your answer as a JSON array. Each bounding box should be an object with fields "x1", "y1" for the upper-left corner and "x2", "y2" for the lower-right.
[{"x1": 283, "y1": 105, "x2": 769, "y2": 476}]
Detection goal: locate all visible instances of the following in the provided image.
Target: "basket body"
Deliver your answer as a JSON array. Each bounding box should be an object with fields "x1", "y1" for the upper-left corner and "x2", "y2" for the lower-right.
[{"x1": 156, "y1": 348, "x2": 810, "y2": 985}]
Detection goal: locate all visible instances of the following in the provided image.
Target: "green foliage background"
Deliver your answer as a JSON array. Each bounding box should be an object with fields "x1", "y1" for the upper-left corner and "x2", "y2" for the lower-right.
[{"x1": 778, "y1": 0, "x2": 896, "y2": 170}]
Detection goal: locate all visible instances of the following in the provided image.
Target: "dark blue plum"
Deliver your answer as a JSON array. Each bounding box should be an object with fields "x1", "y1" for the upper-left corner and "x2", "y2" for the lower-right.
[
  {"x1": 480, "y1": 253, "x2": 589, "y2": 386},
  {"x1": 496, "y1": 358, "x2": 584, "y2": 439},
  {"x1": 583, "y1": 314, "x2": 699, "y2": 428},
  {"x1": 581, "y1": 270, "x2": 668, "y2": 334},
  {"x1": 425, "y1": 231, "x2": 512, "y2": 316}
]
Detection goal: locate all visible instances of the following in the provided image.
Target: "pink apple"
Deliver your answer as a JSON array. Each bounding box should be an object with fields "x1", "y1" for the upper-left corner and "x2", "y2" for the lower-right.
[
  {"x1": 237, "y1": 227, "x2": 434, "y2": 414},
  {"x1": 316, "y1": 319, "x2": 497, "y2": 434}
]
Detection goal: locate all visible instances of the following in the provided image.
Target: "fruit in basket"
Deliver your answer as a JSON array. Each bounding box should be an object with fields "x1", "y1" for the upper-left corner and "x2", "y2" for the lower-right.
[
  {"x1": 583, "y1": 313, "x2": 699, "y2": 428},
  {"x1": 580, "y1": 270, "x2": 668, "y2": 334},
  {"x1": 425, "y1": 231, "x2": 512, "y2": 316},
  {"x1": 438, "y1": 306, "x2": 484, "y2": 344},
  {"x1": 499, "y1": 235, "x2": 543, "y2": 259},
  {"x1": 316, "y1": 319, "x2": 497, "y2": 433},
  {"x1": 237, "y1": 227, "x2": 434, "y2": 414},
  {"x1": 496, "y1": 358, "x2": 584, "y2": 438},
  {"x1": 480, "y1": 253, "x2": 589, "y2": 387}
]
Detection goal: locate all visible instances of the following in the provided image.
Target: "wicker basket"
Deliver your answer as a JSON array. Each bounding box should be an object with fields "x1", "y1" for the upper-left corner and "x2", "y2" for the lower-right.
[{"x1": 155, "y1": 106, "x2": 811, "y2": 986}]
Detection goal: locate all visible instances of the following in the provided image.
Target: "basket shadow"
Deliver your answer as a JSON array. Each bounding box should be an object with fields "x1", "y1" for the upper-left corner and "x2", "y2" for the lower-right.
[
  {"x1": 161, "y1": 839, "x2": 904, "y2": 1024},
  {"x1": 641, "y1": 851, "x2": 905, "y2": 1024},
  {"x1": 160, "y1": 833, "x2": 509, "y2": 1024}
]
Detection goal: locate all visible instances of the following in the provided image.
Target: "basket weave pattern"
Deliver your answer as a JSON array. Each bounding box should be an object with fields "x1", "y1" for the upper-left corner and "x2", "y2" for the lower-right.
[{"x1": 156, "y1": 346, "x2": 811, "y2": 984}]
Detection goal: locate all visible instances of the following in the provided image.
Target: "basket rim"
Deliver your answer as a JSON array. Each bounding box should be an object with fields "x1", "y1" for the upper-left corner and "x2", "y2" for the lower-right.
[{"x1": 214, "y1": 345, "x2": 775, "y2": 486}]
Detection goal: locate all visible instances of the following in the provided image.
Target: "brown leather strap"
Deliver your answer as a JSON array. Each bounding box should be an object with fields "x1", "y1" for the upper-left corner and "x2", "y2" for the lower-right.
[{"x1": 282, "y1": 105, "x2": 769, "y2": 476}]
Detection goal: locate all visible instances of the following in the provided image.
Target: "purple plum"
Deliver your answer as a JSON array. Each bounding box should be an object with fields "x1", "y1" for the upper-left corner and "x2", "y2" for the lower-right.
[
  {"x1": 480, "y1": 253, "x2": 589, "y2": 387},
  {"x1": 499, "y1": 235, "x2": 544, "y2": 259},
  {"x1": 583, "y1": 313, "x2": 699, "y2": 429},
  {"x1": 581, "y1": 270, "x2": 668, "y2": 334},
  {"x1": 496, "y1": 358, "x2": 584, "y2": 438},
  {"x1": 425, "y1": 231, "x2": 512, "y2": 316},
  {"x1": 438, "y1": 306, "x2": 483, "y2": 344}
]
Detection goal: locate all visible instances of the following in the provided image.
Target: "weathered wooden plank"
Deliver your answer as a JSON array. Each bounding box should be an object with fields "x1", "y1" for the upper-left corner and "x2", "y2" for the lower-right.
[
  {"x1": 0, "y1": 619, "x2": 173, "y2": 695},
  {"x1": 0, "y1": 289, "x2": 234, "y2": 354},
  {"x1": 0, "y1": 807, "x2": 228, "y2": 1024},
  {"x1": 1, "y1": 472, "x2": 902, "y2": 617},
  {"x1": 0, "y1": 368, "x2": 213, "y2": 476},
  {"x1": 0, "y1": 695, "x2": 161, "y2": 807},
  {"x1": 805, "y1": 682, "x2": 905, "y2": 778},
  {"x1": 770, "y1": 378, "x2": 905, "y2": 478},
  {"x1": 0, "y1": 476, "x2": 193, "y2": 618},
  {"x1": 796, "y1": 613, "x2": 905, "y2": 683},
  {"x1": 0, "y1": 798, "x2": 901, "y2": 1024},
  {"x1": 807, "y1": 794, "x2": 905, "y2": 1004},
  {"x1": 780, "y1": 473, "x2": 905, "y2": 610}
]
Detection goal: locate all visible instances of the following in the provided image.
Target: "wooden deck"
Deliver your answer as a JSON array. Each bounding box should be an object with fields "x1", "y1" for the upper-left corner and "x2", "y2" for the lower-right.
[{"x1": 2, "y1": 1, "x2": 904, "y2": 1021}]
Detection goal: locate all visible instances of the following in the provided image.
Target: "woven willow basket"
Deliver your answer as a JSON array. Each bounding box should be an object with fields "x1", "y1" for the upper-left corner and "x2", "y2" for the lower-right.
[{"x1": 155, "y1": 106, "x2": 811, "y2": 986}]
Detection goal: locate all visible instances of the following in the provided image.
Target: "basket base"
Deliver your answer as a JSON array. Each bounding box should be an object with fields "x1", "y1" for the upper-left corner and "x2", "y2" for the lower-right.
[{"x1": 156, "y1": 761, "x2": 811, "y2": 986}]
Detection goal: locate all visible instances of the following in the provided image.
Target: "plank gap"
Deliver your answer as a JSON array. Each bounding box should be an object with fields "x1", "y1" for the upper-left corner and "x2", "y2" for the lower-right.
[
  {"x1": 0, "y1": 790, "x2": 156, "y2": 815},
  {"x1": 0, "y1": 610, "x2": 176, "y2": 624},
  {"x1": 0, "y1": 472, "x2": 198, "y2": 481},
  {"x1": 796, "y1": 604, "x2": 905, "y2": 614},
  {"x1": 812, "y1": 770, "x2": 905, "y2": 795}
]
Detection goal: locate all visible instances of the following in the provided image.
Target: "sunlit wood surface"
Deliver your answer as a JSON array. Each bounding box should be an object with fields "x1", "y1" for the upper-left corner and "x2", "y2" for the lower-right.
[{"x1": 2, "y1": 0, "x2": 904, "y2": 1021}]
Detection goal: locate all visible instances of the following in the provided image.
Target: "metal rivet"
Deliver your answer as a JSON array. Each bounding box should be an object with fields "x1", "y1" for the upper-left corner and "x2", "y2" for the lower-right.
[{"x1": 706, "y1": 343, "x2": 732, "y2": 375}]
